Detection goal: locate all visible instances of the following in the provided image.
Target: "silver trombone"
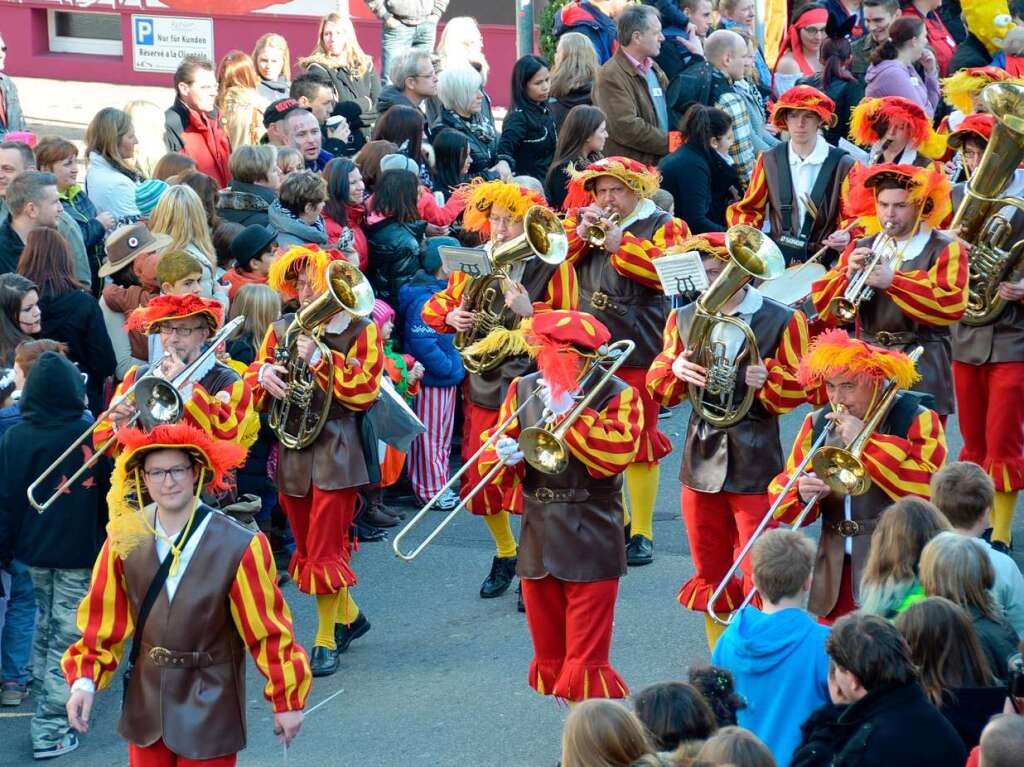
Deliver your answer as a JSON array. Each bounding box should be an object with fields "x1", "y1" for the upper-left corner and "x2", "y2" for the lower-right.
[{"x1": 26, "y1": 316, "x2": 245, "y2": 513}]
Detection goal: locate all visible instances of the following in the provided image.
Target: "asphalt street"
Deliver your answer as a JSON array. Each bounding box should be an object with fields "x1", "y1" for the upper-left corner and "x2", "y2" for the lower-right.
[{"x1": 2, "y1": 402, "x2": 1023, "y2": 766}]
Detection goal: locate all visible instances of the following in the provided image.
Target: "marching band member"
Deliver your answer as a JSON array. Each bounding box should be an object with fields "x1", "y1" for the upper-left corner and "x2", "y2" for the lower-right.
[
  {"x1": 768, "y1": 330, "x2": 946, "y2": 621},
  {"x1": 811, "y1": 163, "x2": 967, "y2": 422},
  {"x1": 63, "y1": 423, "x2": 310, "y2": 765},
  {"x1": 94, "y1": 293, "x2": 252, "y2": 447},
  {"x1": 479, "y1": 310, "x2": 642, "y2": 702},
  {"x1": 948, "y1": 114, "x2": 1001, "y2": 208},
  {"x1": 645, "y1": 233, "x2": 812, "y2": 649},
  {"x1": 562, "y1": 157, "x2": 690, "y2": 566},
  {"x1": 939, "y1": 65, "x2": 1010, "y2": 134},
  {"x1": 848, "y1": 96, "x2": 947, "y2": 169},
  {"x1": 728, "y1": 85, "x2": 856, "y2": 266},
  {"x1": 247, "y1": 245, "x2": 383, "y2": 677},
  {"x1": 421, "y1": 180, "x2": 578, "y2": 600}
]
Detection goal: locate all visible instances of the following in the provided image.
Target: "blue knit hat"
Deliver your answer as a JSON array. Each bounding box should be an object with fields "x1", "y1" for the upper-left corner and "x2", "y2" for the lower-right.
[{"x1": 135, "y1": 179, "x2": 169, "y2": 217}]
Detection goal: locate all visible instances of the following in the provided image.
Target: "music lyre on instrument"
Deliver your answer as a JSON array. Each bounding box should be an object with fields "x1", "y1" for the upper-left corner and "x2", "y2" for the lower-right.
[
  {"x1": 27, "y1": 316, "x2": 247, "y2": 513},
  {"x1": 706, "y1": 347, "x2": 924, "y2": 625}
]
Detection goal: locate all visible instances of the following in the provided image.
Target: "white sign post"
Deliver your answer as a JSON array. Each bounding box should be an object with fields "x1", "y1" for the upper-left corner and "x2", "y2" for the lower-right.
[{"x1": 131, "y1": 15, "x2": 214, "y2": 74}]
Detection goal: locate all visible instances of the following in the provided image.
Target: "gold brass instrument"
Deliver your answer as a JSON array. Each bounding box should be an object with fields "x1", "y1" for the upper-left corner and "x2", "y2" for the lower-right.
[
  {"x1": 706, "y1": 346, "x2": 923, "y2": 625},
  {"x1": 268, "y1": 260, "x2": 374, "y2": 450},
  {"x1": 827, "y1": 223, "x2": 901, "y2": 324},
  {"x1": 686, "y1": 225, "x2": 786, "y2": 428},
  {"x1": 584, "y1": 209, "x2": 621, "y2": 247},
  {"x1": 392, "y1": 341, "x2": 630, "y2": 561},
  {"x1": 26, "y1": 316, "x2": 247, "y2": 513},
  {"x1": 455, "y1": 205, "x2": 568, "y2": 374},
  {"x1": 951, "y1": 81, "x2": 1024, "y2": 326}
]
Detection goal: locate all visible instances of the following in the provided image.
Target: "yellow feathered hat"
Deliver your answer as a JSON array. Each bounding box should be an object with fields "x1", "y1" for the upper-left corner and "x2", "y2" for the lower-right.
[
  {"x1": 267, "y1": 244, "x2": 340, "y2": 301},
  {"x1": 797, "y1": 329, "x2": 920, "y2": 390},
  {"x1": 940, "y1": 66, "x2": 1011, "y2": 115}
]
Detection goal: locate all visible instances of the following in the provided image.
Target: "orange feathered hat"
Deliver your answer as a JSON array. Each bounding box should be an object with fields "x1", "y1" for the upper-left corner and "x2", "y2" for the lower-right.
[
  {"x1": 455, "y1": 179, "x2": 547, "y2": 239},
  {"x1": 842, "y1": 162, "x2": 952, "y2": 235},
  {"x1": 797, "y1": 328, "x2": 920, "y2": 390},
  {"x1": 948, "y1": 113, "x2": 996, "y2": 149},
  {"x1": 564, "y1": 156, "x2": 661, "y2": 210},
  {"x1": 267, "y1": 244, "x2": 342, "y2": 301},
  {"x1": 674, "y1": 232, "x2": 729, "y2": 263},
  {"x1": 848, "y1": 96, "x2": 947, "y2": 159},
  {"x1": 941, "y1": 66, "x2": 1010, "y2": 115},
  {"x1": 528, "y1": 310, "x2": 611, "y2": 398},
  {"x1": 770, "y1": 84, "x2": 836, "y2": 129},
  {"x1": 125, "y1": 293, "x2": 223, "y2": 336}
]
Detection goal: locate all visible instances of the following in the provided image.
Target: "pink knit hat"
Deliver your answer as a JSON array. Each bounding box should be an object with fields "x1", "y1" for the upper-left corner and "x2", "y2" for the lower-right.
[{"x1": 371, "y1": 299, "x2": 395, "y2": 329}]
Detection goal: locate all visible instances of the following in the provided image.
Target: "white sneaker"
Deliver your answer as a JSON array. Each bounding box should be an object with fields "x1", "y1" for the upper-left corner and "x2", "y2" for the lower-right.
[
  {"x1": 430, "y1": 488, "x2": 461, "y2": 512},
  {"x1": 33, "y1": 733, "x2": 79, "y2": 760}
]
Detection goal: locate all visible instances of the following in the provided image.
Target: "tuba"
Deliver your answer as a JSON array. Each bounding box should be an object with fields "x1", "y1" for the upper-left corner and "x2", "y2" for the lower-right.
[
  {"x1": 686, "y1": 225, "x2": 785, "y2": 428},
  {"x1": 951, "y1": 82, "x2": 1024, "y2": 326},
  {"x1": 269, "y1": 261, "x2": 375, "y2": 450},
  {"x1": 455, "y1": 205, "x2": 568, "y2": 374}
]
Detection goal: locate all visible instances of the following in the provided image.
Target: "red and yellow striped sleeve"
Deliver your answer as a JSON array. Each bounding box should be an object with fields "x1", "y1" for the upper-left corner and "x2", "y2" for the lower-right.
[
  {"x1": 861, "y1": 408, "x2": 947, "y2": 501},
  {"x1": 727, "y1": 153, "x2": 769, "y2": 228},
  {"x1": 884, "y1": 240, "x2": 968, "y2": 326},
  {"x1": 563, "y1": 211, "x2": 590, "y2": 265},
  {"x1": 477, "y1": 380, "x2": 525, "y2": 489},
  {"x1": 229, "y1": 533, "x2": 312, "y2": 713},
  {"x1": 563, "y1": 384, "x2": 643, "y2": 478},
  {"x1": 92, "y1": 368, "x2": 141, "y2": 453},
  {"x1": 810, "y1": 242, "x2": 854, "y2": 323},
  {"x1": 184, "y1": 378, "x2": 253, "y2": 444},
  {"x1": 610, "y1": 217, "x2": 691, "y2": 290},
  {"x1": 311, "y1": 321, "x2": 384, "y2": 411},
  {"x1": 646, "y1": 309, "x2": 689, "y2": 407},
  {"x1": 62, "y1": 540, "x2": 134, "y2": 690},
  {"x1": 757, "y1": 310, "x2": 818, "y2": 413},
  {"x1": 768, "y1": 413, "x2": 817, "y2": 526},
  {"x1": 421, "y1": 271, "x2": 469, "y2": 333},
  {"x1": 244, "y1": 324, "x2": 280, "y2": 413},
  {"x1": 538, "y1": 260, "x2": 579, "y2": 312}
]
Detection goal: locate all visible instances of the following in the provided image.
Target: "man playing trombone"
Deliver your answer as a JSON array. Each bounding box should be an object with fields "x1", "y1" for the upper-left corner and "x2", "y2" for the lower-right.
[
  {"x1": 478, "y1": 310, "x2": 642, "y2": 703},
  {"x1": 811, "y1": 163, "x2": 968, "y2": 423},
  {"x1": 646, "y1": 232, "x2": 812, "y2": 650},
  {"x1": 768, "y1": 330, "x2": 946, "y2": 621}
]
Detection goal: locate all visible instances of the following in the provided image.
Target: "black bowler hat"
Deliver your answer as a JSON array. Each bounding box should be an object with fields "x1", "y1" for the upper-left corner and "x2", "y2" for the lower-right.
[{"x1": 230, "y1": 225, "x2": 278, "y2": 270}]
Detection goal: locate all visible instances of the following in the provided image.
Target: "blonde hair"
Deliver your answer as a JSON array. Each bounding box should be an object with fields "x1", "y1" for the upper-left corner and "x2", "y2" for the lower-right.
[
  {"x1": 696, "y1": 727, "x2": 775, "y2": 767},
  {"x1": 561, "y1": 700, "x2": 662, "y2": 767},
  {"x1": 229, "y1": 283, "x2": 281, "y2": 346},
  {"x1": 123, "y1": 101, "x2": 165, "y2": 179},
  {"x1": 550, "y1": 32, "x2": 600, "y2": 99},
  {"x1": 437, "y1": 16, "x2": 489, "y2": 84},
  {"x1": 252, "y1": 32, "x2": 292, "y2": 81},
  {"x1": 85, "y1": 107, "x2": 140, "y2": 180},
  {"x1": 148, "y1": 184, "x2": 216, "y2": 266},
  {"x1": 920, "y1": 531, "x2": 1000, "y2": 621},
  {"x1": 229, "y1": 144, "x2": 277, "y2": 184},
  {"x1": 276, "y1": 147, "x2": 304, "y2": 175},
  {"x1": 306, "y1": 13, "x2": 372, "y2": 79}
]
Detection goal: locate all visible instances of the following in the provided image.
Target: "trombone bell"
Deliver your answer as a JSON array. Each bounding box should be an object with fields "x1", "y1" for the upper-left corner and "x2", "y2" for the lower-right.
[
  {"x1": 811, "y1": 446, "x2": 872, "y2": 496},
  {"x1": 133, "y1": 378, "x2": 185, "y2": 431},
  {"x1": 518, "y1": 427, "x2": 568, "y2": 475}
]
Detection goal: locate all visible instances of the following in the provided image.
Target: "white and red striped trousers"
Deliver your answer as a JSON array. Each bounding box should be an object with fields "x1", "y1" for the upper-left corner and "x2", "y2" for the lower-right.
[{"x1": 408, "y1": 384, "x2": 457, "y2": 502}]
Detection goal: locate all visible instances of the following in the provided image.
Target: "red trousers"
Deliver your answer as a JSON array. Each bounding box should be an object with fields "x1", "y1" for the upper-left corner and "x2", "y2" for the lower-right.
[
  {"x1": 954, "y1": 361, "x2": 1024, "y2": 492},
  {"x1": 677, "y1": 487, "x2": 772, "y2": 614},
  {"x1": 279, "y1": 486, "x2": 357, "y2": 595},
  {"x1": 460, "y1": 394, "x2": 513, "y2": 516},
  {"x1": 521, "y1": 575, "x2": 628, "y2": 701},
  {"x1": 818, "y1": 556, "x2": 857, "y2": 626},
  {"x1": 129, "y1": 740, "x2": 236, "y2": 766},
  {"x1": 616, "y1": 366, "x2": 671, "y2": 463}
]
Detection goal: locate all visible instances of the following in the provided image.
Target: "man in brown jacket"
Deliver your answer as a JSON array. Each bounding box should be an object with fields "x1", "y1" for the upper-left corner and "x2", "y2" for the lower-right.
[{"x1": 593, "y1": 4, "x2": 671, "y2": 167}]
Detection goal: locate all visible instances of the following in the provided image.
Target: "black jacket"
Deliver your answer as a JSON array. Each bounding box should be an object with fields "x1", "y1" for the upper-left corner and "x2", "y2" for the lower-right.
[
  {"x1": 790, "y1": 683, "x2": 968, "y2": 767},
  {"x1": 434, "y1": 108, "x2": 503, "y2": 179},
  {"x1": 948, "y1": 34, "x2": 991, "y2": 74},
  {"x1": 305, "y1": 59, "x2": 382, "y2": 127},
  {"x1": 216, "y1": 181, "x2": 277, "y2": 227},
  {"x1": 550, "y1": 86, "x2": 593, "y2": 132},
  {"x1": 0, "y1": 352, "x2": 106, "y2": 569},
  {"x1": 0, "y1": 216, "x2": 23, "y2": 274},
  {"x1": 376, "y1": 84, "x2": 416, "y2": 115},
  {"x1": 546, "y1": 158, "x2": 575, "y2": 211},
  {"x1": 659, "y1": 143, "x2": 738, "y2": 233},
  {"x1": 38, "y1": 289, "x2": 116, "y2": 415},
  {"x1": 364, "y1": 217, "x2": 428, "y2": 309},
  {"x1": 497, "y1": 100, "x2": 557, "y2": 182}
]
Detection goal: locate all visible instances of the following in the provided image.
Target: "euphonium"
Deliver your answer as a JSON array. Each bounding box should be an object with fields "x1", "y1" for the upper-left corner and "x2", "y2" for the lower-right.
[
  {"x1": 584, "y1": 209, "x2": 621, "y2": 247},
  {"x1": 455, "y1": 205, "x2": 568, "y2": 374},
  {"x1": 951, "y1": 82, "x2": 1024, "y2": 325},
  {"x1": 828, "y1": 223, "x2": 900, "y2": 324},
  {"x1": 269, "y1": 261, "x2": 374, "y2": 450},
  {"x1": 686, "y1": 225, "x2": 786, "y2": 428}
]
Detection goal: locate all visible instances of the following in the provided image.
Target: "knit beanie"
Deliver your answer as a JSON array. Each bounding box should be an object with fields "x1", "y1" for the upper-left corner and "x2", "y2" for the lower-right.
[
  {"x1": 370, "y1": 299, "x2": 395, "y2": 329},
  {"x1": 136, "y1": 179, "x2": 169, "y2": 217},
  {"x1": 156, "y1": 250, "x2": 204, "y2": 287}
]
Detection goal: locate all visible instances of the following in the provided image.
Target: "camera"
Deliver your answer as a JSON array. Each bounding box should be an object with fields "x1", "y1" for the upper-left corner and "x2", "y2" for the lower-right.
[{"x1": 1009, "y1": 653, "x2": 1024, "y2": 698}]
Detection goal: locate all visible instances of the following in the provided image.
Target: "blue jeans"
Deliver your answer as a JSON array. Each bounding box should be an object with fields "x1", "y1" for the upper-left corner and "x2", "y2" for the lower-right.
[
  {"x1": 1, "y1": 560, "x2": 36, "y2": 685},
  {"x1": 380, "y1": 20, "x2": 438, "y2": 85}
]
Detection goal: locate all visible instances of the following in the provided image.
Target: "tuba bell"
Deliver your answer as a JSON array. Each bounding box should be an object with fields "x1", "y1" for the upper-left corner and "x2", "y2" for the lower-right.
[
  {"x1": 269, "y1": 260, "x2": 375, "y2": 450},
  {"x1": 951, "y1": 81, "x2": 1024, "y2": 326},
  {"x1": 685, "y1": 225, "x2": 786, "y2": 428}
]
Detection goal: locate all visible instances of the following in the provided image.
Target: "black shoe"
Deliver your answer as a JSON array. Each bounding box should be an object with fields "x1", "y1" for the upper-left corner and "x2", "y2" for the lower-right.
[
  {"x1": 626, "y1": 534, "x2": 654, "y2": 566},
  {"x1": 362, "y1": 504, "x2": 399, "y2": 528},
  {"x1": 516, "y1": 582, "x2": 526, "y2": 613},
  {"x1": 480, "y1": 555, "x2": 517, "y2": 598},
  {"x1": 334, "y1": 613, "x2": 371, "y2": 653},
  {"x1": 354, "y1": 520, "x2": 388, "y2": 542},
  {"x1": 310, "y1": 645, "x2": 340, "y2": 677},
  {"x1": 991, "y1": 539, "x2": 1012, "y2": 554}
]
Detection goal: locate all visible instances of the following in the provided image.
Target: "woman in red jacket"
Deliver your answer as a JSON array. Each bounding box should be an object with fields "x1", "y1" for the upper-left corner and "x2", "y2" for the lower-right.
[{"x1": 323, "y1": 157, "x2": 369, "y2": 271}]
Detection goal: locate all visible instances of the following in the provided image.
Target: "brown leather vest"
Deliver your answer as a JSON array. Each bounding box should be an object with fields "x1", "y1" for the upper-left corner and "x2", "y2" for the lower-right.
[
  {"x1": 273, "y1": 315, "x2": 371, "y2": 495},
  {"x1": 466, "y1": 259, "x2": 559, "y2": 410},
  {"x1": 577, "y1": 209, "x2": 672, "y2": 369},
  {"x1": 760, "y1": 144, "x2": 854, "y2": 259},
  {"x1": 855, "y1": 231, "x2": 956, "y2": 414},
  {"x1": 676, "y1": 295, "x2": 794, "y2": 493},
  {"x1": 120, "y1": 510, "x2": 253, "y2": 759},
  {"x1": 806, "y1": 394, "x2": 925, "y2": 617},
  {"x1": 516, "y1": 370, "x2": 629, "y2": 582}
]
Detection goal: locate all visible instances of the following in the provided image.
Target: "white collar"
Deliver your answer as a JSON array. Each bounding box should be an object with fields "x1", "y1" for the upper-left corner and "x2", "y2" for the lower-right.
[
  {"x1": 891, "y1": 224, "x2": 933, "y2": 262},
  {"x1": 722, "y1": 285, "x2": 763, "y2": 317},
  {"x1": 620, "y1": 198, "x2": 658, "y2": 229},
  {"x1": 788, "y1": 135, "x2": 829, "y2": 167},
  {"x1": 325, "y1": 312, "x2": 353, "y2": 335}
]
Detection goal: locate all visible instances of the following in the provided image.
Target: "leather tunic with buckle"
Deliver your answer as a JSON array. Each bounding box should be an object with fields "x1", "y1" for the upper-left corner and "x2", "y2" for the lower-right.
[
  {"x1": 806, "y1": 393, "x2": 925, "y2": 617},
  {"x1": 577, "y1": 209, "x2": 673, "y2": 369},
  {"x1": 466, "y1": 259, "x2": 560, "y2": 410},
  {"x1": 273, "y1": 315, "x2": 371, "y2": 495},
  {"x1": 120, "y1": 509, "x2": 253, "y2": 759},
  {"x1": 675, "y1": 295, "x2": 795, "y2": 493},
  {"x1": 515, "y1": 371, "x2": 629, "y2": 582},
  {"x1": 854, "y1": 231, "x2": 956, "y2": 414},
  {"x1": 134, "y1": 361, "x2": 240, "y2": 399}
]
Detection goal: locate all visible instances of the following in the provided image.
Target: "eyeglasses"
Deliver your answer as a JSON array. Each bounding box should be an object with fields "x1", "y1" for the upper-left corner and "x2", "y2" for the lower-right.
[
  {"x1": 802, "y1": 26, "x2": 828, "y2": 36},
  {"x1": 143, "y1": 465, "x2": 193, "y2": 484},
  {"x1": 159, "y1": 324, "x2": 207, "y2": 337},
  {"x1": 414, "y1": 71, "x2": 437, "y2": 79}
]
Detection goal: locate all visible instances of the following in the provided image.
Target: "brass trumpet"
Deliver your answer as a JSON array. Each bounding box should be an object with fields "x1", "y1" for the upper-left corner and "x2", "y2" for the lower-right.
[
  {"x1": 828, "y1": 223, "x2": 901, "y2": 324},
  {"x1": 584, "y1": 209, "x2": 621, "y2": 247}
]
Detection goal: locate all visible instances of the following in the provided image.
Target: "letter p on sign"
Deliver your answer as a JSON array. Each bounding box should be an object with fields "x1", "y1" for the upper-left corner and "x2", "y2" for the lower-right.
[{"x1": 134, "y1": 18, "x2": 154, "y2": 45}]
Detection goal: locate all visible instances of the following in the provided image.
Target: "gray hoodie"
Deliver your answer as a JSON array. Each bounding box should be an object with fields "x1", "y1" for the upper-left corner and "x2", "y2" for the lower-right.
[{"x1": 268, "y1": 199, "x2": 329, "y2": 248}]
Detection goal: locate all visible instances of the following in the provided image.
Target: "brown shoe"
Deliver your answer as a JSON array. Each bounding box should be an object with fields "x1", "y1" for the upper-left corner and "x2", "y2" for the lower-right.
[{"x1": 362, "y1": 504, "x2": 399, "y2": 528}]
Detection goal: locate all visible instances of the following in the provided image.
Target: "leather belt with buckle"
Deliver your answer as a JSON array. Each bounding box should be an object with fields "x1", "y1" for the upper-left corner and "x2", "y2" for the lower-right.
[
  {"x1": 827, "y1": 519, "x2": 876, "y2": 537},
  {"x1": 866, "y1": 331, "x2": 916, "y2": 347},
  {"x1": 146, "y1": 645, "x2": 223, "y2": 668},
  {"x1": 590, "y1": 291, "x2": 611, "y2": 311},
  {"x1": 529, "y1": 487, "x2": 586, "y2": 503}
]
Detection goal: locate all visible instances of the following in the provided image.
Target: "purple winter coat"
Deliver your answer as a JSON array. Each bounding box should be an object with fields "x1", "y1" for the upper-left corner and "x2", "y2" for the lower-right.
[{"x1": 864, "y1": 59, "x2": 940, "y2": 116}]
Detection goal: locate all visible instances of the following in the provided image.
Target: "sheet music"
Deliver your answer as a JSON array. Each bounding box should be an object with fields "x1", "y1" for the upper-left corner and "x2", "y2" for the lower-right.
[
  {"x1": 653, "y1": 251, "x2": 710, "y2": 297},
  {"x1": 839, "y1": 138, "x2": 870, "y2": 165},
  {"x1": 439, "y1": 246, "x2": 492, "y2": 278}
]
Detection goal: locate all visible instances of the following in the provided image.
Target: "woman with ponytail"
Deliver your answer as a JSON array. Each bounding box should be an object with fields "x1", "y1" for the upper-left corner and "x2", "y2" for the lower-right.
[
  {"x1": 657, "y1": 104, "x2": 739, "y2": 233},
  {"x1": 799, "y1": 37, "x2": 858, "y2": 146},
  {"x1": 865, "y1": 15, "x2": 940, "y2": 116}
]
